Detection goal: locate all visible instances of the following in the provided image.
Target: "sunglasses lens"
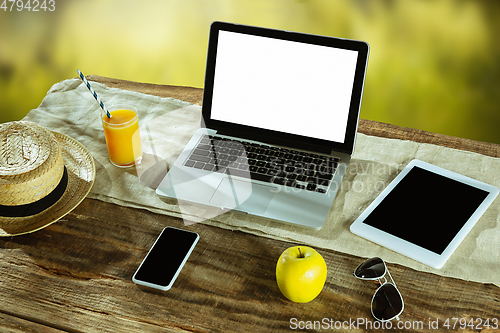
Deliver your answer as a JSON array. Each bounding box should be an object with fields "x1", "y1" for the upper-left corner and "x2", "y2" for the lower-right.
[
  {"x1": 354, "y1": 257, "x2": 386, "y2": 279},
  {"x1": 372, "y1": 283, "x2": 404, "y2": 321}
]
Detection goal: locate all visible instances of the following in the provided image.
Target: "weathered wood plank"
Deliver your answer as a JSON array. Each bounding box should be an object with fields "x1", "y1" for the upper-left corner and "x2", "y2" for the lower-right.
[
  {"x1": 358, "y1": 118, "x2": 500, "y2": 158},
  {"x1": 86, "y1": 75, "x2": 500, "y2": 158},
  {"x1": 86, "y1": 75, "x2": 204, "y2": 106},
  {"x1": 3, "y1": 77, "x2": 497, "y2": 331},
  {"x1": 0, "y1": 311, "x2": 68, "y2": 333},
  {"x1": 1, "y1": 198, "x2": 498, "y2": 332}
]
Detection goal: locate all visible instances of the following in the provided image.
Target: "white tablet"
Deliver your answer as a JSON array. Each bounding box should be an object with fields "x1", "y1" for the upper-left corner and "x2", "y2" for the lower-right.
[{"x1": 350, "y1": 159, "x2": 499, "y2": 269}]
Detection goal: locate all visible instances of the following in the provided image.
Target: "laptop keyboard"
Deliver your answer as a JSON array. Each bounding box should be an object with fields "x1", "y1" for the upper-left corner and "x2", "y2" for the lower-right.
[{"x1": 183, "y1": 135, "x2": 338, "y2": 194}]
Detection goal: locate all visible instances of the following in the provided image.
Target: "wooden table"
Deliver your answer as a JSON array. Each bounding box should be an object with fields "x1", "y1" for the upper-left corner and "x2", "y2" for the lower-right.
[{"x1": 1, "y1": 76, "x2": 499, "y2": 332}]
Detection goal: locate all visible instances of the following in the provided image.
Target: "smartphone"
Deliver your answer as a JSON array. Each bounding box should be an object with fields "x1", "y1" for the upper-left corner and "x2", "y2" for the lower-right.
[{"x1": 132, "y1": 227, "x2": 199, "y2": 291}]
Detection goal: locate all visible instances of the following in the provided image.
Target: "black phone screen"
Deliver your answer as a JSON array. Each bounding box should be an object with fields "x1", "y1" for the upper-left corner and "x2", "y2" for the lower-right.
[{"x1": 133, "y1": 227, "x2": 199, "y2": 288}]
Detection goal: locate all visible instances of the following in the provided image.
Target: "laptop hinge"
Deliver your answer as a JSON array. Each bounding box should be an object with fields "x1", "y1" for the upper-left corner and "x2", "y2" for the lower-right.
[{"x1": 216, "y1": 129, "x2": 333, "y2": 155}]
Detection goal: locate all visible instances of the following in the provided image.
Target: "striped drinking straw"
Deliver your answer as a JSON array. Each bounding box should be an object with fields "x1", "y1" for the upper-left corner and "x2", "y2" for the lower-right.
[{"x1": 77, "y1": 69, "x2": 111, "y2": 118}]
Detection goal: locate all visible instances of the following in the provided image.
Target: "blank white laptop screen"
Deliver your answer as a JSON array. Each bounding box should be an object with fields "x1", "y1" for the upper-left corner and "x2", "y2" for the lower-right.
[{"x1": 210, "y1": 30, "x2": 359, "y2": 144}]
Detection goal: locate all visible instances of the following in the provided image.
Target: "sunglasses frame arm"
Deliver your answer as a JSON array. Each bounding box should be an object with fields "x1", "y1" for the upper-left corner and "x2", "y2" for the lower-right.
[{"x1": 353, "y1": 257, "x2": 404, "y2": 322}]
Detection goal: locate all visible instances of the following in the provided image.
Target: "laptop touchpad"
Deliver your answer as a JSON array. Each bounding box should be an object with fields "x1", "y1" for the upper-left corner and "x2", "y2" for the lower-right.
[{"x1": 209, "y1": 177, "x2": 276, "y2": 214}]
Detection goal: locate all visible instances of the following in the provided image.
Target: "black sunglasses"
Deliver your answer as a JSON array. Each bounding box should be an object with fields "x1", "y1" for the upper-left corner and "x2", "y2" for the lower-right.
[{"x1": 353, "y1": 257, "x2": 404, "y2": 322}]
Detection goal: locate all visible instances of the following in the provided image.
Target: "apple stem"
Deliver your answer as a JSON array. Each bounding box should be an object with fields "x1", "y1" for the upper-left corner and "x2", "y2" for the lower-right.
[{"x1": 298, "y1": 247, "x2": 304, "y2": 258}]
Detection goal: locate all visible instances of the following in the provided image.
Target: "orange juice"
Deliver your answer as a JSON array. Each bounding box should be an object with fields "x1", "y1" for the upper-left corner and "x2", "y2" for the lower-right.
[{"x1": 101, "y1": 106, "x2": 142, "y2": 167}]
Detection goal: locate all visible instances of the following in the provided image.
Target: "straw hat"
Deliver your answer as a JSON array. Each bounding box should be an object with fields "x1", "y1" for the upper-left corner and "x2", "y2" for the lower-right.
[{"x1": 0, "y1": 121, "x2": 95, "y2": 236}]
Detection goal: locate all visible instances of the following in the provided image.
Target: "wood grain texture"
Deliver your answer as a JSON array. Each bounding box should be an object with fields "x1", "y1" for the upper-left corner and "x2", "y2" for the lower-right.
[
  {"x1": 1, "y1": 199, "x2": 499, "y2": 332},
  {"x1": 1, "y1": 76, "x2": 498, "y2": 332},
  {"x1": 87, "y1": 75, "x2": 500, "y2": 158},
  {"x1": 86, "y1": 75, "x2": 204, "y2": 106},
  {"x1": 358, "y1": 118, "x2": 500, "y2": 159},
  {"x1": 0, "y1": 312, "x2": 66, "y2": 333}
]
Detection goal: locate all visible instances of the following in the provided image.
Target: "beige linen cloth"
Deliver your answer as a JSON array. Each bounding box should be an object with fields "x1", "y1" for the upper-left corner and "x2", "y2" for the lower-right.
[{"x1": 24, "y1": 78, "x2": 500, "y2": 285}]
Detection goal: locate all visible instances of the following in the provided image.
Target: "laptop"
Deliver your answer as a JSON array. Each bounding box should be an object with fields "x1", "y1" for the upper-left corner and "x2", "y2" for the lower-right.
[{"x1": 156, "y1": 21, "x2": 369, "y2": 229}]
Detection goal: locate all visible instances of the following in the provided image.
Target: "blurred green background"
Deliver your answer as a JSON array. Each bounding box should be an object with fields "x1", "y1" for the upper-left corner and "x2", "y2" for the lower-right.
[{"x1": 1, "y1": 0, "x2": 499, "y2": 144}]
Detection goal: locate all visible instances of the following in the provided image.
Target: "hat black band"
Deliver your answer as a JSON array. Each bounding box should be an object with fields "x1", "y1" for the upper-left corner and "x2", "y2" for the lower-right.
[{"x1": 0, "y1": 166, "x2": 68, "y2": 218}]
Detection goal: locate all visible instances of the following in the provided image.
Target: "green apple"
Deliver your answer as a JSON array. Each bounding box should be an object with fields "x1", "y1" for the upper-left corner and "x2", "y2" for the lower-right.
[{"x1": 275, "y1": 246, "x2": 327, "y2": 303}]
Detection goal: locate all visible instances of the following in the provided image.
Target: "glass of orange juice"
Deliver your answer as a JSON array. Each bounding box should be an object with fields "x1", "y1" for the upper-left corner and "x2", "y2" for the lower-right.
[{"x1": 101, "y1": 104, "x2": 142, "y2": 167}]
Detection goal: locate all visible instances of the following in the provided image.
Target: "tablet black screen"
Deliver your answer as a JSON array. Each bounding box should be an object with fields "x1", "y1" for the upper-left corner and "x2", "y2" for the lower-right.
[{"x1": 363, "y1": 166, "x2": 489, "y2": 254}]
